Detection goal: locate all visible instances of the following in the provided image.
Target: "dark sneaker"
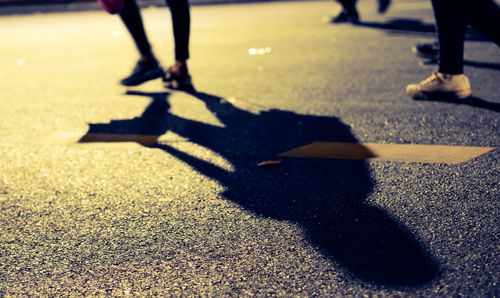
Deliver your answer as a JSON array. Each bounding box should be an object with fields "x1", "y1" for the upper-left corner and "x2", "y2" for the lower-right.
[
  {"x1": 412, "y1": 42, "x2": 439, "y2": 60},
  {"x1": 331, "y1": 10, "x2": 360, "y2": 24},
  {"x1": 377, "y1": 0, "x2": 391, "y2": 13},
  {"x1": 120, "y1": 59, "x2": 165, "y2": 86},
  {"x1": 162, "y1": 67, "x2": 194, "y2": 91}
]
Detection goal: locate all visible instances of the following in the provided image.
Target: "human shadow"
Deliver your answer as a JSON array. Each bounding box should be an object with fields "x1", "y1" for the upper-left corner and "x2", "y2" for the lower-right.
[
  {"x1": 79, "y1": 92, "x2": 172, "y2": 146},
  {"x1": 413, "y1": 95, "x2": 500, "y2": 113},
  {"x1": 356, "y1": 18, "x2": 490, "y2": 41},
  {"x1": 81, "y1": 90, "x2": 440, "y2": 287}
]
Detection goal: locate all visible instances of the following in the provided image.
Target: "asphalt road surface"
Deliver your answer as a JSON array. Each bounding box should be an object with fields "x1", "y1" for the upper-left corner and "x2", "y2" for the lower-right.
[{"x1": 0, "y1": 0, "x2": 499, "y2": 295}]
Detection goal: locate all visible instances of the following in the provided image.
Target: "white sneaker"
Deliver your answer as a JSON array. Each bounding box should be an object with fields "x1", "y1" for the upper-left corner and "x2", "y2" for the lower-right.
[{"x1": 406, "y1": 71, "x2": 472, "y2": 99}]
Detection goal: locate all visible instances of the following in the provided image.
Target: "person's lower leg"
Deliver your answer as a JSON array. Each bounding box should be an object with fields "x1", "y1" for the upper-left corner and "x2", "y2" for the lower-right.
[
  {"x1": 120, "y1": 0, "x2": 156, "y2": 62},
  {"x1": 166, "y1": 0, "x2": 190, "y2": 73},
  {"x1": 339, "y1": 0, "x2": 357, "y2": 14},
  {"x1": 458, "y1": 0, "x2": 500, "y2": 46},
  {"x1": 431, "y1": 0, "x2": 467, "y2": 74}
]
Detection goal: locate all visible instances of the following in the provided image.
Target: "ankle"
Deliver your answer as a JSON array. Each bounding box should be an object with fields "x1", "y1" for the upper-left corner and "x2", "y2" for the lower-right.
[
  {"x1": 437, "y1": 67, "x2": 463, "y2": 77},
  {"x1": 342, "y1": 5, "x2": 357, "y2": 15},
  {"x1": 440, "y1": 72, "x2": 463, "y2": 76},
  {"x1": 435, "y1": 71, "x2": 465, "y2": 80},
  {"x1": 171, "y1": 61, "x2": 189, "y2": 75},
  {"x1": 140, "y1": 54, "x2": 158, "y2": 65}
]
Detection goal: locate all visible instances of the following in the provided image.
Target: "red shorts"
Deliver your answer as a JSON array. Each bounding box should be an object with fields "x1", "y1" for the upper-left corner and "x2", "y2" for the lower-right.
[{"x1": 97, "y1": 0, "x2": 124, "y2": 14}]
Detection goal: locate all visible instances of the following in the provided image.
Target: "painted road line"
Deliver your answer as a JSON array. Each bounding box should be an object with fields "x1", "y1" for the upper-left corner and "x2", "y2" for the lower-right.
[
  {"x1": 278, "y1": 142, "x2": 495, "y2": 164},
  {"x1": 79, "y1": 133, "x2": 159, "y2": 147},
  {"x1": 390, "y1": 1, "x2": 432, "y2": 11}
]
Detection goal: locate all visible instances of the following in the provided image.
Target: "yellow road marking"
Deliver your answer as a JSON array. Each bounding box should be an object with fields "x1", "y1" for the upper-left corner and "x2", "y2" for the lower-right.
[
  {"x1": 391, "y1": 2, "x2": 432, "y2": 11},
  {"x1": 79, "y1": 133, "x2": 159, "y2": 147},
  {"x1": 278, "y1": 142, "x2": 495, "y2": 164}
]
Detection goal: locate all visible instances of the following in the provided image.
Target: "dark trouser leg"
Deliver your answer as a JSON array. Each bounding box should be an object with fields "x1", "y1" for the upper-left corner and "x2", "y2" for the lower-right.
[
  {"x1": 166, "y1": 0, "x2": 190, "y2": 61},
  {"x1": 119, "y1": 0, "x2": 153, "y2": 58},
  {"x1": 337, "y1": 0, "x2": 357, "y2": 13},
  {"x1": 431, "y1": 0, "x2": 467, "y2": 74},
  {"x1": 459, "y1": 0, "x2": 500, "y2": 46}
]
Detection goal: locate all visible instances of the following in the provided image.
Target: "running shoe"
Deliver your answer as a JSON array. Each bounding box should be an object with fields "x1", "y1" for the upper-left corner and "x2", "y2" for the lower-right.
[
  {"x1": 331, "y1": 10, "x2": 360, "y2": 24},
  {"x1": 412, "y1": 42, "x2": 439, "y2": 60},
  {"x1": 121, "y1": 59, "x2": 165, "y2": 86},
  {"x1": 406, "y1": 71, "x2": 472, "y2": 99},
  {"x1": 162, "y1": 67, "x2": 194, "y2": 91}
]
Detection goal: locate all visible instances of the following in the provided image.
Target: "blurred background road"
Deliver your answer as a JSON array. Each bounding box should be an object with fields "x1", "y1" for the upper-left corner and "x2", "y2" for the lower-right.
[
  {"x1": 0, "y1": 0, "x2": 294, "y2": 15},
  {"x1": 0, "y1": 0, "x2": 498, "y2": 295}
]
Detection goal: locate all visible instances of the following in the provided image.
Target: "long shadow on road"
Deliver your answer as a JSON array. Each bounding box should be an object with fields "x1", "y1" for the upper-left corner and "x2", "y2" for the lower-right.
[
  {"x1": 413, "y1": 95, "x2": 500, "y2": 113},
  {"x1": 81, "y1": 90, "x2": 440, "y2": 287}
]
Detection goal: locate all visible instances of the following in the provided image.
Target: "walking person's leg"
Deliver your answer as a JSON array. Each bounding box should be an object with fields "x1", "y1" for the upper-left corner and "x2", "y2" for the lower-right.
[
  {"x1": 433, "y1": 0, "x2": 467, "y2": 75},
  {"x1": 119, "y1": 0, "x2": 164, "y2": 86},
  {"x1": 411, "y1": 0, "x2": 499, "y2": 62},
  {"x1": 377, "y1": 0, "x2": 391, "y2": 14},
  {"x1": 120, "y1": 0, "x2": 153, "y2": 60},
  {"x1": 331, "y1": 0, "x2": 391, "y2": 23},
  {"x1": 457, "y1": 0, "x2": 500, "y2": 46},
  {"x1": 163, "y1": 0, "x2": 194, "y2": 90},
  {"x1": 168, "y1": 0, "x2": 190, "y2": 63},
  {"x1": 406, "y1": 0, "x2": 471, "y2": 99},
  {"x1": 331, "y1": 0, "x2": 360, "y2": 24}
]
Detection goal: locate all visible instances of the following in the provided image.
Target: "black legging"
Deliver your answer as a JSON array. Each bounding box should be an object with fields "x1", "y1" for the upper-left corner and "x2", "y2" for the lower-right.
[
  {"x1": 119, "y1": 0, "x2": 190, "y2": 61},
  {"x1": 432, "y1": 0, "x2": 500, "y2": 74},
  {"x1": 337, "y1": 0, "x2": 357, "y2": 12}
]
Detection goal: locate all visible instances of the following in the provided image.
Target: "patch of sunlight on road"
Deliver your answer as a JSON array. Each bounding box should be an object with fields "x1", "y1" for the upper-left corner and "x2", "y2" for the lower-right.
[
  {"x1": 390, "y1": 1, "x2": 432, "y2": 11},
  {"x1": 279, "y1": 142, "x2": 496, "y2": 164}
]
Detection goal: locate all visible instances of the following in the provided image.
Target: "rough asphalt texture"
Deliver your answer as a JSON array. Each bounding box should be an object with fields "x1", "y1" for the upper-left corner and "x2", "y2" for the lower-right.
[{"x1": 0, "y1": 0, "x2": 499, "y2": 296}]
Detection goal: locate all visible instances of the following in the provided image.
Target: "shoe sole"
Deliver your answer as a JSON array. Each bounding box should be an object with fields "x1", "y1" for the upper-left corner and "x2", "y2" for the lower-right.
[
  {"x1": 411, "y1": 88, "x2": 472, "y2": 100},
  {"x1": 162, "y1": 73, "x2": 194, "y2": 91},
  {"x1": 163, "y1": 80, "x2": 194, "y2": 91},
  {"x1": 121, "y1": 68, "x2": 165, "y2": 87},
  {"x1": 331, "y1": 17, "x2": 360, "y2": 24}
]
